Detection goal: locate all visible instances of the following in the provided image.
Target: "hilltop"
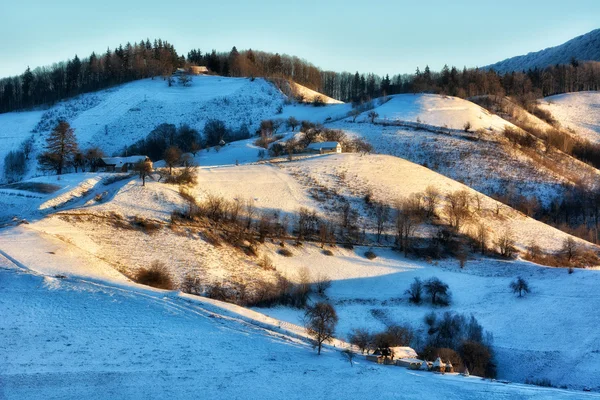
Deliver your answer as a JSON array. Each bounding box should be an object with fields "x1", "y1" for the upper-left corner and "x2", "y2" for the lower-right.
[{"x1": 487, "y1": 29, "x2": 600, "y2": 73}]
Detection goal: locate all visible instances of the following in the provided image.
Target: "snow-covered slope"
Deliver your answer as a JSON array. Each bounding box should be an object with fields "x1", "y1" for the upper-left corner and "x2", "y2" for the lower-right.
[
  {"x1": 282, "y1": 154, "x2": 589, "y2": 253},
  {"x1": 328, "y1": 98, "x2": 571, "y2": 206},
  {"x1": 540, "y1": 92, "x2": 600, "y2": 143},
  {"x1": 486, "y1": 28, "x2": 600, "y2": 73},
  {"x1": 271, "y1": 78, "x2": 343, "y2": 104},
  {"x1": 373, "y1": 94, "x2": 513, "y2": 132},
  {"x1": 0, "y1": 75, "x2": 286, "y2": 183},
  {"x1": 3, "y1": 262, "x2": 597, "y2": 399}
]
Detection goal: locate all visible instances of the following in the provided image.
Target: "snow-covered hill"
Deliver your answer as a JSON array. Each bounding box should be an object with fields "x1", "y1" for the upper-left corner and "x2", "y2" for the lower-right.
[
  {"x1": 0, "y1": 76, "x2": 286, "y2": 182},
  {"x1": 540, "y1": 92, "x2": 600, "y2": 143},
  {"x1": 4, "y1": 257, "x2": 597, "y2": 399},
  {"x1": 1, "y1": 150, "x2": 598, "y2": 391},
  {"x1": 486, "y1": 29, "x2": 600, "y2": 73},
  {"x1": 328, "y1": 95, "x2": 580, "y2": 206},
  {"x1": 372, "y1": 94, "x2": 512, "y2": 132}
]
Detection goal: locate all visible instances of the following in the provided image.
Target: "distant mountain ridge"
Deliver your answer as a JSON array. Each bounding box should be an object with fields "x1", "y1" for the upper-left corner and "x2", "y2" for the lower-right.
[{"x1": 486, "y1": 28, "x2": 600, "y2": 73}]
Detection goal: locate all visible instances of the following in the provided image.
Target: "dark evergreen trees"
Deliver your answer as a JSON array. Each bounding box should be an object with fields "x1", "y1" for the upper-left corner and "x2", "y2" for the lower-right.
[{"x1": 37, "y1": 120, "x2": 79, "y2": 175}]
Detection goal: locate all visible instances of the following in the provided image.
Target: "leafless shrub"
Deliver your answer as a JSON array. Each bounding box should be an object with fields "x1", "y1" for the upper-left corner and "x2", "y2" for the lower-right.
[
  {"x1": 349, "y1": 328, "x2": 372, "y2": 354},
  {"x1": 278, "y1": 248, "x2": 293, "y2": 257},
  {"x1": 497, "y1": 229, "x2": 517, "y2": 258},
  {"x1": 315, "y1": 273, "x2": 332, "y2": 295},
  {"x1": 365, "y1": 250, "x2": 377, "y2": 260},
  {"x1": 180, "y1": 274, "x2": 202, "y2": 295},
  {"x1": 258, "y1": 254, "x2": 275, "y2": 270},
  {"x1": 445, "y1": 190, "x2": 472, "y2": 232},
  {"x1": 131, "y1": 216, "x2": 162, "y2": 234},
  {"x1": 135, "y1": 261, "x2": 174, "y2": 290}
]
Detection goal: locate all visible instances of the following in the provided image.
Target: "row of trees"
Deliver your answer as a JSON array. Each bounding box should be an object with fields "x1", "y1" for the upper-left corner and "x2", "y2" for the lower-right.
[
  {"x1": 0, "y1": 39, "x2": 180, "y2": 112},
  {"x1": 123, "y1": 120, "x2": 251, "y2": 161},
  {"x1": 3, "y1": 37, "x2": 599, "y2": 113}
]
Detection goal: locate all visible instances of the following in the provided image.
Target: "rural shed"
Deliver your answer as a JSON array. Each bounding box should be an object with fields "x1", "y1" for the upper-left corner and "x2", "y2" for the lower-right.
[
  {"x1": 306, "y1": 141, "x2": 342, "y2": 154},
  {"x1": 189, "y1": 65, "x2": 209, "y2": 75}
]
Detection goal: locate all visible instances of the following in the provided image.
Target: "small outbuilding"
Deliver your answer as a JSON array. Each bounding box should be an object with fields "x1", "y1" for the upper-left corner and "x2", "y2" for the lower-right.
[
  {"x1": 98, "y1": 156, "x2": 151, "y2": 173},
  {"x1": 365, "y1": 354, "x2": 384, "y2": 364},
  {"x1": 189, "y1": 65, "x2": 209, "y2": 75},
  {"x1": 432, "y1": 357, "x2": 445, "y2": 373},
  {"x1": 306, "y1": 141, "x2": 342, "y2": 154},
  {"x1": 396, "y1": 358, "x2": 424, "y2": 370}
]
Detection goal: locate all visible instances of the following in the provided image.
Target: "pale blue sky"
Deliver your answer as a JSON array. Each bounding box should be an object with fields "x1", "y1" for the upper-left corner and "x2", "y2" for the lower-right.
[{"x1": 1, "y1": 0, "x2": 599, "y2": 78}]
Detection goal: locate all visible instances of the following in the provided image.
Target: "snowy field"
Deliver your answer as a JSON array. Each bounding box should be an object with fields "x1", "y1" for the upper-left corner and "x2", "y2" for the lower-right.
[
  {"x1": 3, "y1": 263, "x2": 597, "y2": 399},
  {"x1": 541, "y1": 92, "x2": 600, "y2": 143}
]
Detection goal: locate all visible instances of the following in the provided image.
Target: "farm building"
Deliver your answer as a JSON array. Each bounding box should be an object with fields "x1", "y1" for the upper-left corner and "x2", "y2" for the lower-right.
[
  {"x1": 432, "y1": 357, "x2": 445, "y2": 373},
  {"x1": 366, "y1": 346, "x2": 419, "y2": 366},
  {"x1": 189, "y1": 65, "x2": 209, "y2": 75},
  {"x1": 396, "y1": 358, "x2": 424, "y2": 370},
  {"x1": 306, "y1": 141, "x2": 342, "y2": 154},
  {"x1": 98, "y1": 156, "x2": 151, "y2": 173}
]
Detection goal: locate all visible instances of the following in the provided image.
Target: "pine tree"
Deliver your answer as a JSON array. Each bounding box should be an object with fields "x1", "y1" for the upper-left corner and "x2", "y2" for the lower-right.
[
  {"x1": 21, "y1": 67, "x2": 34, "y2": 107},
  {"x1": 37, "y1": 120, "x2": 79, "y2": 175}
]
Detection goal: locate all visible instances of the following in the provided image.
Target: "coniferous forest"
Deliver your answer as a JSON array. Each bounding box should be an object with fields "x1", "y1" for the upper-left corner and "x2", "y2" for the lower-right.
[{"x1": 1, "y1": 38, "x2": 600, "y2": 114}]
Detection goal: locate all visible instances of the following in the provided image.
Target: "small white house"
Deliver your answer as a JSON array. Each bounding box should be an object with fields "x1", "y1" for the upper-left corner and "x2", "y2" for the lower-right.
[{"x1": 306, "y1": 141, "x2": 342, "y2": 154}]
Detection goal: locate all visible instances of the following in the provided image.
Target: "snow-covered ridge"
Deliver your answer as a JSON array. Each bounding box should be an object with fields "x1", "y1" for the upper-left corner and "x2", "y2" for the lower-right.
[{"x1": 486, "y1": 28, "x2": 600, "y2": 73}]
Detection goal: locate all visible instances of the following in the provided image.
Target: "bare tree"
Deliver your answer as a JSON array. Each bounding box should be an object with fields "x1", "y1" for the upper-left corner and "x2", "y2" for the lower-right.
[
  {"x1": 245, "y1": 199, "x2": 256, "y2": 229},
  {"x1": 475, "y1": 222, "x2": 488, "y2": 255},
  {"x1": 374, "y1": 203, "x2": 389, "y2": 243},
  {"x1": 349, "y1": 328, "x2": 372, "y2": 354},
  {"x1": 272, "y1": 119, "x2": 284, "y2": 134},
  {"x1": 286, "y1": 116, "x2": 299, "y2": 131},
  {"x1": 367, "y1": 110, "x2": 379, "y2": 123},
  {"x1": 405, "y1": 277, "x2": 423, "y2": 304},
  {"x1": 527, "y1": 240, "x2": 541, "y2": 260},
  {"x1": 510, "y1": 276, "x2": 530, "y2": 297},
  {"x1": 314, "y1": 273, "x2": 332, "y2": 295},
  {"x1": 164, "y1": 146, "x2": 181, "y2": 175},
  {"x1": 395, "y1": 196, "x2": 423, "y2": 256},
  {"x1": 190, "y1": 141, "x2": 202, "y2": 156},
  {"x1": 342, "y1": 349, "x2": 356, "y2": 367},
  {"x1": 445, "y1": 190, "x2": 472, "y2": 231},
  {"x1": 424, "y1": 186, "x2": 441, "y2": 218},
  {"x1": 178, "y1": 73, "x2": 192, "y2": 87},
  {"x1": 3, "y1": 150, "x2": 26, "y2": 182},
  {"x1": 84, "y1": 147, "x2": 105, "y2": 172},
  {"x1": 21, "y1": 136, "x2": 34, "y2": 160},
  {"x1": 304, "y1": 302, "x2": 338, "y2": 355},
  {"x1": 561, "y1": 237, "x2": 579, "y2": 262},
  {"x1": 424, "y1": 277, "x2": 450, "y2": 306},
  {"x1": 497, "y1": 229, "x2": 516, "y2": 258},
  {"x1": 134, "y1": 159, "x2": 154, "y2": 186}
]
